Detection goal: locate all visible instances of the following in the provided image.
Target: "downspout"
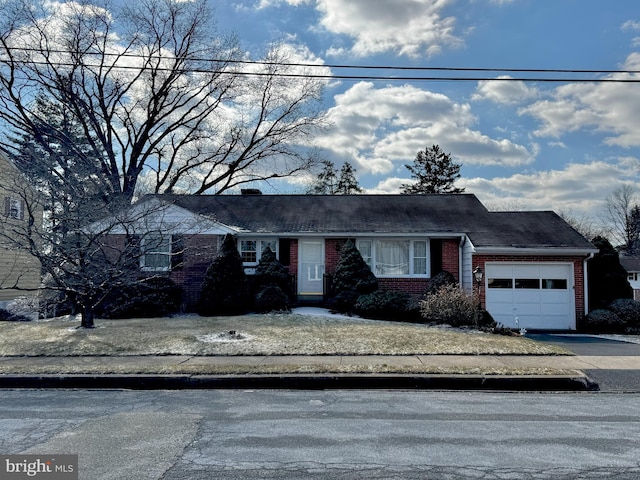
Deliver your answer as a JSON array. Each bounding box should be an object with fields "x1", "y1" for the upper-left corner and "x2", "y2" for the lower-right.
[
  {"x1": 583, "y1": 252, "x2": 595, "y2": 317},
  {"x1": 459, "y1": 235, "x2": 466, "y2": 291}
]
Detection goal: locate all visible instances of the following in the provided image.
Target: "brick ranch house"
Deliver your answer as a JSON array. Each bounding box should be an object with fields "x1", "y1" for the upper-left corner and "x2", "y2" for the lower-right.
[{"x1": 111, "y1": 193, "x2": 597, "y2": 331}]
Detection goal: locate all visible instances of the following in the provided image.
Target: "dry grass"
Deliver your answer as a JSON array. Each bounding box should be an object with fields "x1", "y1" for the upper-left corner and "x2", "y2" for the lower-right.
[
  {"x1": 0, "y1": 312, "x2": 569, "y2": 357},
  {"x1": 0, "y1": 363, "x2": 577, "y2": 376}
]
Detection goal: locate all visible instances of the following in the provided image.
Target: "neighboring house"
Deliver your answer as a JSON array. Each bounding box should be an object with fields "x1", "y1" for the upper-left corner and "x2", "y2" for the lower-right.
[
  {"x1": 619, "y1": 256, "x2": 640, "y2": 301},
  {"x1": 0, "y1": 152, "x2": 41, "y2": 308},
  {"x1": 113, "y1": 193, "x2": 597, "y2": 331}
]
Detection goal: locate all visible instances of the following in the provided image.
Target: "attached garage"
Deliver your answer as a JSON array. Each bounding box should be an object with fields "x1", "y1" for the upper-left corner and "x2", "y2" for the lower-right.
[{"x1": 485, "y1": 263, "x2": 575, "y2": 330}]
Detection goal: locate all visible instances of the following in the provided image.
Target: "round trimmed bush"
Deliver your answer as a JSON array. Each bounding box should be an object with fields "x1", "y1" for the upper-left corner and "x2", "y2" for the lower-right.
[
  {"x1": 607, "y1": 298, "x2": 640, "y2": 330},
  {"x1": 255, "y1": 285, "x2": 290, "y2": 313},
  {"x1": 425, "y1": 270, "x2": 457, "y2": 295},
  {"x1": 582, "y1": 309, "x2": 626, "y2": 334},
  {"x1": 354, "y1": 290, "x2": 410, "y2": 320}
]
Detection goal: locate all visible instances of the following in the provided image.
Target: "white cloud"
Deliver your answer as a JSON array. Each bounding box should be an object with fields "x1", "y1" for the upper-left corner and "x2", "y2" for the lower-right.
[
  {"x1": 460, "y1": 158, "x2": 640, "y2": 216},
  {"x1": 256, "y1": 0, "x2": 464, "y2": 58},
  {"x1": 519, "y1": 53, "x2": 640, "y2": 147},
  {"x1": 366, "y1": 177, "x2": 408, "y2": 194},
  {"x1": 622, "y1": 20, "x2": 640, "y2": 31},
  {"x1": 472, "y1": 76, "x2": 538, "y2": 104},
  {"x1": 319, "y1": 0, "x2": 463, "y2": 57},
  {"x1": 314, "y1": 82, "x2": 535, "y2": 175}
]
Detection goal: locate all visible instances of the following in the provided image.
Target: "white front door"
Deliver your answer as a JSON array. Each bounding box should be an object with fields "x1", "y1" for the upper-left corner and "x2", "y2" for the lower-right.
[{"x1": 298, "y1": 239, "x2": 325, "y2": 296}]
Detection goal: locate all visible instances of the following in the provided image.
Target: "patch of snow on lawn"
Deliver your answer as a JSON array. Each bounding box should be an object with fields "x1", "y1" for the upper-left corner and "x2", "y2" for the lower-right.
[{"x1": 197, "y1": 331, "x2": 252, "y2": 343}]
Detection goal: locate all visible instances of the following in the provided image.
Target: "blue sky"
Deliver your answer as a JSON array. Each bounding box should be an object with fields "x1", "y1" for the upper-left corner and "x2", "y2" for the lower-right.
[{"x1": 214, "y1": 0, "x2": 640, "y2": 221}]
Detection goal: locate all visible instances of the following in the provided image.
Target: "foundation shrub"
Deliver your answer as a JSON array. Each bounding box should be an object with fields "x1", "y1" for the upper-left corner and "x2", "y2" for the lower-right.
[
  {"x1": 198, "y1": 233, "x2": 251, "y2": 316},
  {"x1": 582, "y1": 309, "x2": 626, "y2": 334},
  {"x1": 425, "y1": 270, "x2": 457, "y2": 295},
  {"x1": 420, "y1": 284, "x2": 480, "y2": 328},
  {"x1": 328, "y1": 240, "x2": 378, "y2": 313},
  {"x1": 99, "y1": 277, "x2": 183, "y2": 319},
  {"x1": 354, "y1": 290, "x2": 411, "y2": 320},
  {"x1": 0, "y1": 308, "x2": 31, "y2": 322},
  {"x1": 607, "y1": 298, "x2": 640, "y2": 332},
  {"x1": 255, "y1": 285, "x2": 290, "y2": 313}
]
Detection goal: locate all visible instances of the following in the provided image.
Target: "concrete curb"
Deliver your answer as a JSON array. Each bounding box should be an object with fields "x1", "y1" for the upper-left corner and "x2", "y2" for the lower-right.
[{"x1": 0, "y1": 373, "x2": 599, "y2": 391}]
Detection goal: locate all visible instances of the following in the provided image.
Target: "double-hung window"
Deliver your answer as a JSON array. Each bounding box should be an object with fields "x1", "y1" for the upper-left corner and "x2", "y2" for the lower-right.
[
  {"x1": 142, "y1": 233, "x2": 172, "y2": 271},
  {"x1": 4, "y1": 196, "x2": 24, "y2": 220},
  {"x1": 240, "y1": 239, "x2": 278, "y2": 265},
  {"x1": 357, "y1": 239, "x2": 429, "y2": 277}
]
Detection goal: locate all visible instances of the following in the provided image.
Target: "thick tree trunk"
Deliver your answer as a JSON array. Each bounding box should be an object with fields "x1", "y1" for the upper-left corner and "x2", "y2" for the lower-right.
[{"x1": 80, "y1": 303, "x2": 95, "y2": 329}]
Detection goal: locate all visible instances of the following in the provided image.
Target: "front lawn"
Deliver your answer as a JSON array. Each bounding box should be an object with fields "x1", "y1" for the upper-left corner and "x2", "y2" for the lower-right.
[{"x1": 0, "y1": 311, "x2": 568, "y2": 357}]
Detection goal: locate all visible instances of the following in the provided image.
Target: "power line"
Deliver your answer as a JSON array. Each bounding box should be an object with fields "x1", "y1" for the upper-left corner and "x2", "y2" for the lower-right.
[
  {"x1": 4, "y1": 47, "x2": 640, "y2": 83},
  {"x1": 8, "y1": 46, "x2": 640, "y2": 75}
]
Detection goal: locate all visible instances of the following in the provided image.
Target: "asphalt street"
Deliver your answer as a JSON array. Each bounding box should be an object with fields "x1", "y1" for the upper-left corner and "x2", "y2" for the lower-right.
[
  {"x1": 1, "y1": 389, "x2": 640, "y2": 480},
  {"x1": 528, "y1": 334, "x2": 640, "y2": 392}
]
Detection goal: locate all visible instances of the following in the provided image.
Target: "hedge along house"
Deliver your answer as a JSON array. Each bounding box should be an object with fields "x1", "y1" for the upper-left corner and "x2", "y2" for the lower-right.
[{"x1": 115, "y1": 193, "x2": 597, "y2": 331}]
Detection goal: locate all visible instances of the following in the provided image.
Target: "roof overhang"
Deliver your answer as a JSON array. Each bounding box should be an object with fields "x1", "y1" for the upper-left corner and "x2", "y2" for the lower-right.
[
  {"x1": 473, "y1": 247, "x2": 599, "y2": 256},
  {"x1": 234, "y1": 232, "x2": 468, "y2": 238}
]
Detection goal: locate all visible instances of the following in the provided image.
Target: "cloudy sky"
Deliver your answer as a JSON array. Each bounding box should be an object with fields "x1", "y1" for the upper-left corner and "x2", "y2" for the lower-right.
[{"x1": 203, "y1": 3, "x2": 640, "y2": 220}]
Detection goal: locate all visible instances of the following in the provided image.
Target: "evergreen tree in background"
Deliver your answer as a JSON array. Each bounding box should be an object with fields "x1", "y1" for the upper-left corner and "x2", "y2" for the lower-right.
[
  {"x1": 401, "y1": 145, "x2": 465, "y2": 194},
  {"x1": 308, "y1": 160, "x2": 362, "y2": 194},
  {"x1": 336, "y1": 162, "x2": 363, "y2": 194}
]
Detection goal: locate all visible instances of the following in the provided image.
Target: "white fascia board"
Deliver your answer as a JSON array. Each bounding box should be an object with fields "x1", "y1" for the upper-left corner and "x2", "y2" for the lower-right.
[
  {"x1": 245, "y1": 232, "x2": 469, "y2": 238},
  {"x1": 473, "y1": 247, "x2": 599, "y2": 256},
  {"x1": 95, "y1": 199, "x2": 238, "y2": 236}
]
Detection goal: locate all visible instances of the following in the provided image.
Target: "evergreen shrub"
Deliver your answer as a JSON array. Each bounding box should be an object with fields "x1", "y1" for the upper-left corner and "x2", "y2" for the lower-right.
[
  {"x1": 255, "y1": 285, "x2": 290, "y2": 313},
  {"x1": 354, "y1": 290, "x2": 410, "y2": 320},
  {"x1": 328, "y1": 240, "x2": 378, "y2": 312},
  {"x1": 582, "y1": 309, "x2": 626, "y2": 334},
  {"x1": 198, "y1": 234, "x2": 251, "y2": 316},
  {"x1": 607, "y1": 298, "x2": 640, "y2": 331},
  {"x1": 99, "y1": 276, "x2": 183, "y2": 319}
]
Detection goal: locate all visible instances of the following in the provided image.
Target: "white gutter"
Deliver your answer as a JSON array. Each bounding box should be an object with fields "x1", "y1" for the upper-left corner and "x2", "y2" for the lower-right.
[{"x1": 473, "y1": 247, "x2": 599, "y2": 256}]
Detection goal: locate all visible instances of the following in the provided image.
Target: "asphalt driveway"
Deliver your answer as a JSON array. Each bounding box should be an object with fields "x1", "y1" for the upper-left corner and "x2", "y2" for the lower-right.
[{"x1": 528, "y1": 333, "x2": 640, "y2": 392}]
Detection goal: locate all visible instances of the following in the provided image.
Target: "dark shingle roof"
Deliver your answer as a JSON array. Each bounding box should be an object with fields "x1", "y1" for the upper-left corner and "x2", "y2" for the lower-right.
[
  {"x1": 620, "y1": 256, "x2": 640, "y2": 272},
  {"x1": 153, "y1": 194, "x2": 594, "y2": 251}
]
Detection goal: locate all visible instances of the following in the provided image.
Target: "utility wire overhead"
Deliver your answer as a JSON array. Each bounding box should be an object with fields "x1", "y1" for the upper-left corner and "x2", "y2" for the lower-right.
[{"x1": 4, "y1": 46, "x2": 640, "y2": 83}]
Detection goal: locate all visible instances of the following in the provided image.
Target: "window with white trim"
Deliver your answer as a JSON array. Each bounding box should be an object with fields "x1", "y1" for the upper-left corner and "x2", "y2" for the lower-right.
[
  {"x1": 357, "y1": 239, "x2": 429, "y2": 277},
  {"x1": 142, "y1": 233, "x2": 172, "y2": 271},
  {"x1": 240, "y1": 238, "x2": 278, "y2": 265},
  {"x1": 4, "y1": 196, "x2": 24, "y2": 220}
]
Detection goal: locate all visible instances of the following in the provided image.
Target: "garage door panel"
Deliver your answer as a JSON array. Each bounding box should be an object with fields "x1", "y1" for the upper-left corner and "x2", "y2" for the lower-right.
[{"x1": 485, "y1": 263, "x2": 574, "y2": 330}]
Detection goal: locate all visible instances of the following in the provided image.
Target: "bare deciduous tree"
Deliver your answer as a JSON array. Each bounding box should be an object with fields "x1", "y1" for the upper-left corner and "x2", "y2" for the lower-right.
[
  {"x1": 557, "y1": 209, "x2": 605, "y2": 243},
  {"x1": 0, "y1": 0, "x2": 326, "y2": 202},
  {"x1": 0, "y1": 0, "x2": 327, "y2": 327},
  {"x1": 604, "y1": 185, "x2": 640, "y2": 253}
]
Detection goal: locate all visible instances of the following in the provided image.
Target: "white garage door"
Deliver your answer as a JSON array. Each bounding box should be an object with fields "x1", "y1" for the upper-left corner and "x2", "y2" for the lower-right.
[{"x1": 485, "y1": 263, "x2": 575, "y2": 330}]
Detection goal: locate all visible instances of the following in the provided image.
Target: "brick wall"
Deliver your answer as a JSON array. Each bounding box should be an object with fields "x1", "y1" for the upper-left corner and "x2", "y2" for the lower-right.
[
  {"x1": 324, "y1": 238, "x2": 351, "y2": 274},
  {"x1": 377, "y1": 278, "x2": 430, "y2": 295},
  {"x1": 441, "y1": 239, "x2": 460, "y2": 281},
  {"x1": 472, "y1": 254, "x2": 588, "y2": 320}
]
